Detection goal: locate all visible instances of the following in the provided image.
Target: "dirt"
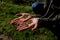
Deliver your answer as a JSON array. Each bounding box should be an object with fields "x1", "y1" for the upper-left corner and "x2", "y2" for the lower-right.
[{"x1": 0, "y1": 34, "x2": 12, "y2": 40}]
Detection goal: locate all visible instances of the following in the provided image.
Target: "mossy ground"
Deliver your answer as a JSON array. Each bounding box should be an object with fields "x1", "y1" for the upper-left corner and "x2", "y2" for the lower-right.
[{"x1": 0, "y1": 2, "x2": 57, "y2": 40}]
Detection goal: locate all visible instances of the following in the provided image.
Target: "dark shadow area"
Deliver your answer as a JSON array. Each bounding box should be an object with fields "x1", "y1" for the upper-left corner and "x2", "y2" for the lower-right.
[{"x1": 38, "y1": 15, "x2": 60, "y2": 40}]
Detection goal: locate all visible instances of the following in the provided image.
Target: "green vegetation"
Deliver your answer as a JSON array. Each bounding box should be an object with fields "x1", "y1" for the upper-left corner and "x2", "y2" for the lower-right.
[
  {"x1": 0, "y1": 0, "x2": 44, "y2": 5},
  {"x1": 0, "y1": 2, "x2": 57, "y2": 40}
]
